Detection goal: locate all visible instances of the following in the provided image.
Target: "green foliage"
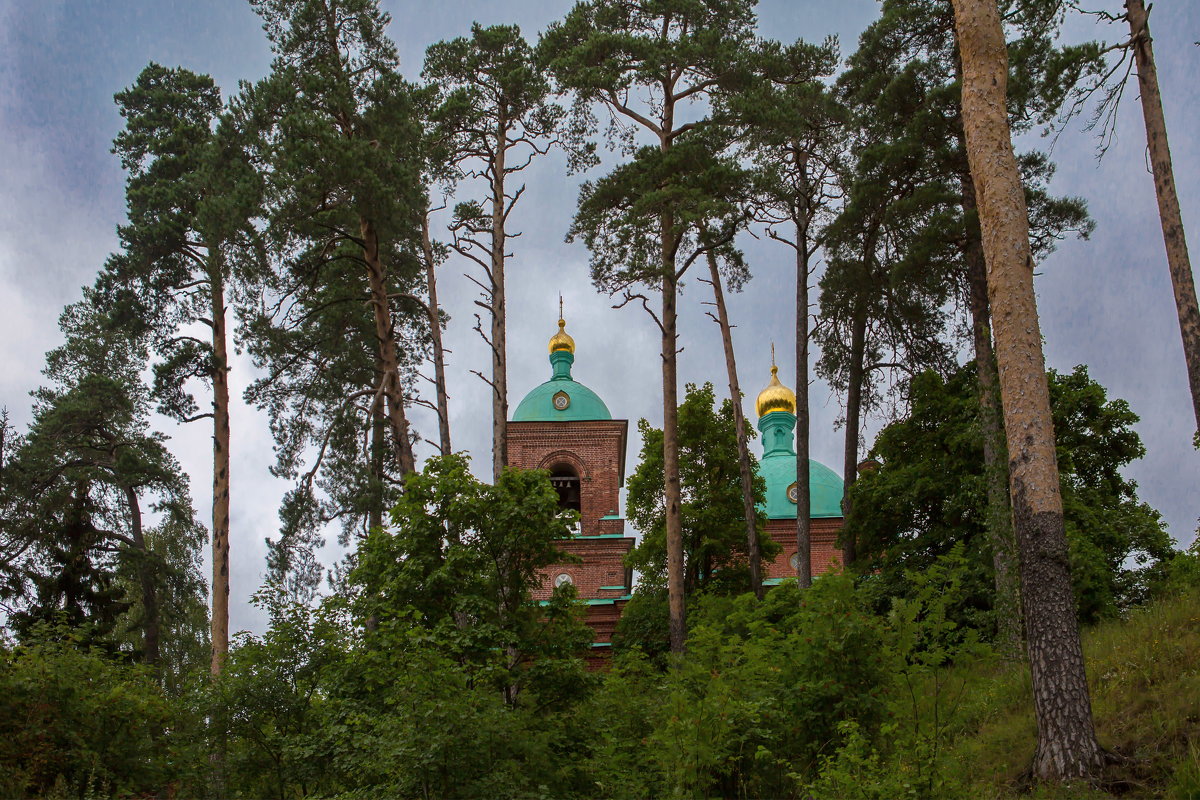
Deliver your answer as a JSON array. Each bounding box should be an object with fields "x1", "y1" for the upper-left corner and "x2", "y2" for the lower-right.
[
  {"x1": 2, "y1": 304, "x2": 206, "y2": 676},
  {"x1": 598, "y1": 575, "x2": 894, "y2": 798},
  {"x1": 242, "y1": 0, "x2": 429, "y2": 579},
  {"x1": 0, "y1": 629, "x2": 173, "y2": 799},
  {"x1": 849, "y1": 364, "x2": 1172, "y2": 627},
  {"x1": 199, "y1": 456, "x2": 598, "y2": 798},
  {"x1": 625, "y1": 382, "x2": 774, "y2": 597},
  {"x1": 353, "y1": 455, "x2": 592, "y2": 700}
]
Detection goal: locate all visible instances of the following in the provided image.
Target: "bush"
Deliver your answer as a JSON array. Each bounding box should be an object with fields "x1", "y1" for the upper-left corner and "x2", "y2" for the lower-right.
[{"x1": 0, "y1": 628, "x2": 173, "y2": 798}]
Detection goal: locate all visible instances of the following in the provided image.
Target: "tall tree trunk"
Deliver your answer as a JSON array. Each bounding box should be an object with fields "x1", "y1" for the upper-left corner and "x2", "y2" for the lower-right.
[
  {"x1": 422, "y1": 210, "x2": 452, "y2": 456},
  {"x1": 368, "y1": 386, "x2": 385, "y2": 533},
  {"x1": 360, "y1": 217, "x2": 416, "y2": 476},
  {"x1": 952, "y1": 0, "x2": 1103, "y2": 781},
  {"x1": 123, "y1": 484, "x2": 159, "y2": 668},
  {"x1": 658, "y1": 107, "x2": 685, "y2": 655},
  {"x1": 1126, "y1": 0, "x2": 1200, "y2": 437},
  {"x1": 840, "y1": 300, "x2": 867, "y2": 568},
  {"x1": 794, "y1": 197, "x2": 813, "y2": 589},
  {"x1": 490, "y1": 119, "x2": 509, "y2": 480},
  {"x1": 704, "y1": 248, "x2": 763, "y2": 599},
  {"x1": 960, "y1": 167, "x2": 1023, "y2": 660},
  {"x1": 663, "y1": 267, "x2": 685, "y2": 654},
  {"x1": 210, "y1": 266, "x2": 230, "y2": 677}
]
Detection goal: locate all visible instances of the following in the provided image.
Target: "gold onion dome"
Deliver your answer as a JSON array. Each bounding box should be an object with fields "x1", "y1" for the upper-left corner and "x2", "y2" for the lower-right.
[
  {"x1": 548, "y1": 318, "x2": 575, "y2": 354},
  {"x1": 756, "y1": 365, "x2": 796, "y2": 417}
]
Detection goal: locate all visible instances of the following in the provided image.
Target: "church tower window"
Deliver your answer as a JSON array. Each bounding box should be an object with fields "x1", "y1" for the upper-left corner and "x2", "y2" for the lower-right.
[{"x1": 549, "y1": 464, "x2": 582, "y2": 513}]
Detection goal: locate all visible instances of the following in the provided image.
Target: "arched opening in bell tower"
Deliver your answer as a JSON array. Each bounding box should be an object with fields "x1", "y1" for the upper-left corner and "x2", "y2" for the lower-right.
[{"x1": 548, "y1": 463, "x2": 582, "y2": 514}]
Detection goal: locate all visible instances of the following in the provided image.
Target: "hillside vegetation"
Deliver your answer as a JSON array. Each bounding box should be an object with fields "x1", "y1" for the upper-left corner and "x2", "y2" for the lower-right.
[{"x1": 950, "y1": 584, "x2": 1200, "y2": 799}]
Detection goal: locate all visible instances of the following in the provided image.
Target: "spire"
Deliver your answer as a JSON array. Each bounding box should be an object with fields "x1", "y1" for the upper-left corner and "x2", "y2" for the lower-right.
[{"x1": 548, "y1": 297, "x2": 575, "y2": 355}]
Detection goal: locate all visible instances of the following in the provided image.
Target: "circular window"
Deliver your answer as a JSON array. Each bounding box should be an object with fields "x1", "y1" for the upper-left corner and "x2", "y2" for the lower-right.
[
  {"x1": 552, "y1": 390, "x2": 571, "y2": 410},
  {"x1": 554, "y1": 573, "x2": 574, "y2": 588},
  {"x1": 786, "y1": 482, "x2": 799, "y2": 503},
  {"x1": 789, "y1": 553, "x2": 800, "y2": 570}
]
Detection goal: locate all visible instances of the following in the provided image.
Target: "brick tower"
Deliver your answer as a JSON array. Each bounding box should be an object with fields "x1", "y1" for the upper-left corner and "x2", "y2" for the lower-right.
[{"x1": 508, "y1": 315, "x2": 632, "y2": 663}]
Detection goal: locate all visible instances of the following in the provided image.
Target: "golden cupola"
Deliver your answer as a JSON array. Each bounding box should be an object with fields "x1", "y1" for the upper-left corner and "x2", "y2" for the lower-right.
[
  {"x1": 548, "y1": 318, "x2": 575, "y2": 354},
  {"x1": 756, "y1": 364, "x2": 796, "y2": 418}
]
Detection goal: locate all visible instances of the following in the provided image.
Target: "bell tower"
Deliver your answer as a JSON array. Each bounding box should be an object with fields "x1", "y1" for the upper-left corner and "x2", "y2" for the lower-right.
[{"x1": 509, "y1": 314, "x2": 632, "y2": 660}]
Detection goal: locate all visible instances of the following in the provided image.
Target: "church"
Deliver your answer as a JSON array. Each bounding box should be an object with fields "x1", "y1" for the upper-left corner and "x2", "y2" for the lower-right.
[{"x1": 509, "y1": 316, "x2": 846, "y2": 664}]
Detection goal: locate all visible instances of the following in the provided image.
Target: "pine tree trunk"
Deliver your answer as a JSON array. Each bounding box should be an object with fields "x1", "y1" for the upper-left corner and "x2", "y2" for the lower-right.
[
  {"x1": 795, "y1": 209, "x2": 812, "y2": 588},
  {"x1": 1126, "y1": 0, "x2": 1200, "y2": 437},
  {"x1": 369, "y1": 387, "x2": 385, "y2": 533},
  {"x1": 663, "y1": 264, "x2": 686, "y2": 655},
  {"x1": 960, "y1": 168, "x2": 1023, "y2": 660},
  {"x1": 360, "y1": 217, "x2": 416, "y2": 476},
  {"x1": 422, "y1": 210, "x2": 452, "y2": 456},
  {"x1": 952, "y1": 0, "x2": 1103, "y2": 781},
  {"x1": 657, "y1": 108, "x2": 686, "y2": 655},
  {"x1": 491, "y1": 120, "x2": 509, "y2": 480},
  {"x1": 705, "y1": 249, "x2": 763, "y2": 599},
  {"x1": 840, "y1": 301, "x2": 867, "y2": 568},
  {"x1": 210, "y1": 266, "x2": 230, "y2": 676},
  {"x1": 124, "y1": 484, "x2": 159, "y2": 668}
]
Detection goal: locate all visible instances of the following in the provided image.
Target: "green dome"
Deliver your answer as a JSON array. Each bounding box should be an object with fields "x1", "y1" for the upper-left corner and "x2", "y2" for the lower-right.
[
  {"x1": 512, "y1": 351, "x2": 613, "y2": 422},
  {"x1": 755, "y1": 410, "x2": 844, "y2": 519},
  {"x1": 758, "y1": 453, "x2": 845, "y2": 519}
]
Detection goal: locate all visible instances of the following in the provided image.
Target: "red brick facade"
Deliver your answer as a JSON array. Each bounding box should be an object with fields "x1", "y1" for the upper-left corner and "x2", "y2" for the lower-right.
[
  {"x1": 509, "y1": 419, "x2": 635, "y2": 661},
  {"x1": 763, "y1": 517, "x2": 845, "y2": 581}
]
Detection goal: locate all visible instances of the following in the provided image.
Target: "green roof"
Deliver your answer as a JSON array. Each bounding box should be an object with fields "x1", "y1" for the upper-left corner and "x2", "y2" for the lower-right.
[
  {"x1": 755, "y1": 409, "x2": 844, "y2": 519},
  {"x1": 512, "y1": 350, "x2": 612, "y2": 422}
]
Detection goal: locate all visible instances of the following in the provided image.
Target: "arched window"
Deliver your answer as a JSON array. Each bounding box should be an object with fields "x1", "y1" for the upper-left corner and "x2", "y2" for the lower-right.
[{"x1": 549, "y1": 464, "x2": 581, "y2": 514}]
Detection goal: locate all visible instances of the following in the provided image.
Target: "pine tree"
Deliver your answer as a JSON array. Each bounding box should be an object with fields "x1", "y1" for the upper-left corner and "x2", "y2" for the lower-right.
[
  {"x1": 731, "y1": 37, "x2": 844, "y2": 587},
  {"x1": 1124, "y1": 1, "x2": 1200, "y2": 440},
  {"x1": 108, "y1": 64, "x2": 257, "y2": 674},
  {"x1": 840, "y1": 0, "x2": 1093, "y2": 655},
  {"x1": 4, "y1": 299, "x2": 206, "y2": 674},
  {"x1": 242, "y1": 0, "x2": 428, "y2": 574},
  {"x1": 541, "y1": 0, "x2": 757, "y2": 656},
  {"x1": 425, "y1": 24, "x2": 581, "y2": 478},
  {"x1": 952, "y1": 0, "x2": 1104, "y2": 780}
]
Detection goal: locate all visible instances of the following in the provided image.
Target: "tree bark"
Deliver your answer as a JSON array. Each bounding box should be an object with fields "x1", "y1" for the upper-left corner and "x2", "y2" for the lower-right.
[
  {"x1": 952, "y1": 0, "x2": 1103, "y2": 781},
  {"x1": 368, "y1": 385, "x2": 385, "y2": 534},
  {"x1": 960, "y1": 167, "x2": 1023, "y2": 660},
  {"x1": 840, "y1": 300, "x2": 867, "y2": 568},
  {"x1": 663, "y1": 263, "x2": 686, "y2": 655},
  {"x1": 1126, "y1": 0, "x2": 1200, "y2": 438},
  {"x1": 704, "y1": 248, "x2": 763, "y2": 599},
  {"x1": 123, "y1": 484, "x2": 159, "y2": 668},
  {"x1": 794, "y1": 194, "x2": 813, "y2": 589},
  {"x1": 210, "y1": 266, "x2": 230, "y2": 676},
  {"x1": 422, "y1": 210, "x2": 452, "y2": 456},
  {"x1": 360, "y1": 217, "x2": 417, "y2": 476},
  {"x1": 490, "y1": 118, "x2": 509, "y2": 481}
]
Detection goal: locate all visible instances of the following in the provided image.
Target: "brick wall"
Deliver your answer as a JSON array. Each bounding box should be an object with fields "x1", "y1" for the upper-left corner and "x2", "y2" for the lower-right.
[
  {"x1": 508, "y1": 420, "x2": 628, "y2": 536},
  {"x1": 510, "y1": 418, "x2": 636, "y2": 608},
  {"x1": 763, "y1": 517, "x2": 845, "y2": 579},
  {"x1": 532, "y1": 537, "x2": 634, "y2": 602}
]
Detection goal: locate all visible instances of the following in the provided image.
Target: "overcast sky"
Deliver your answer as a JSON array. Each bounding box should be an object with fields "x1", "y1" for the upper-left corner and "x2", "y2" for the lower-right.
[{"x1": 2, "y1": 1, "x2": 1196, "y2": 634}]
